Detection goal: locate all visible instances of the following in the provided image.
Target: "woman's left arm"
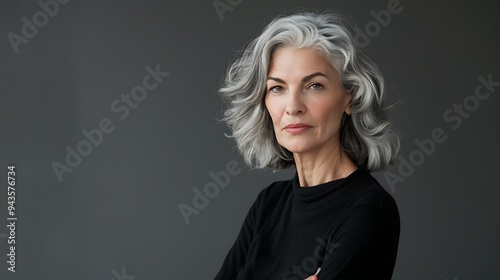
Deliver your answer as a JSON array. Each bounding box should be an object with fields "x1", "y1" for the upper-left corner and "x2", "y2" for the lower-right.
[{"x1": 312, "y1": 190, "x2": 400, "y2": 280}]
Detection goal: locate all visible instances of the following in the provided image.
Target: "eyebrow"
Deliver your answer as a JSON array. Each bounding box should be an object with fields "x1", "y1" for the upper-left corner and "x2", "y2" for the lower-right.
[{"x1": 266, "y1": 72, "x2": 328, "y2": 84}]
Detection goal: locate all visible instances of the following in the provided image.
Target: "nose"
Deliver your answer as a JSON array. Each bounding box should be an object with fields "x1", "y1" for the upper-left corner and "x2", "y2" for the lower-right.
[{"x1": 285, "y1": 88, "x2": 306, "y2": 115}]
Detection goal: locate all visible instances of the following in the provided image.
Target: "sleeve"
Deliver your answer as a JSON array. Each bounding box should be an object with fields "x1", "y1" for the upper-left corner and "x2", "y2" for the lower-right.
[
  {"x1": 316, "y1": 190, "x2": 400, "y2": 280},
  {"x1": 213, "y1": 188, "x2": 265, "y2": 280}
]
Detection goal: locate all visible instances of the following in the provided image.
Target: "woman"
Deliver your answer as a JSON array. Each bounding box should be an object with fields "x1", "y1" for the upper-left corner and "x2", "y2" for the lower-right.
[{"x1": 214, "y1": 11, "x2": 400, "y2": 280}]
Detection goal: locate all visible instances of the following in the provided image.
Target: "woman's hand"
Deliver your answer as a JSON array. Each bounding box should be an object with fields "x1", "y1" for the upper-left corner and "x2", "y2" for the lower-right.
[{"x1": 304, "y1": 267, "x2": 321, "y2": 280}]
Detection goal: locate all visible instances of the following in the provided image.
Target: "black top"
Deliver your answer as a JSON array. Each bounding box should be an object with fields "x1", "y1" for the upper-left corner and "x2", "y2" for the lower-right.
[{"x1": 214, "y1": 167, "x2": 400, "y2": 280}]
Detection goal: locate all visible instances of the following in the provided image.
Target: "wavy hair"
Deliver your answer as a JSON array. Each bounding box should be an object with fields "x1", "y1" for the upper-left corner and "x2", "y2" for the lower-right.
[{"x1": 218, "y1": 11, "x2": 400, "y2": 171}]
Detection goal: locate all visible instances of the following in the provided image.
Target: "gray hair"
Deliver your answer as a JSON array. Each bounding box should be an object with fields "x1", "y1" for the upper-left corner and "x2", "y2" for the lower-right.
[{"x1": 218, "y1": 11, "x2": 400, "y2": 171}]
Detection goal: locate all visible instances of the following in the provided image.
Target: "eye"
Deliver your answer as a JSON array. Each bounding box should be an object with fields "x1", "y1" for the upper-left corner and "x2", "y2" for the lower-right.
[
  {"x1": 269, "y1": 85, "x2": 284, "y2": 93},
  {"x1": 308, "y1": 83, "x2": 324, "y2": 90}
]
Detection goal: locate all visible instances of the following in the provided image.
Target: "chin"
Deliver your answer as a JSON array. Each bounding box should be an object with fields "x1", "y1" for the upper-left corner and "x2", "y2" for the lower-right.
[{"x1": 280, "y1": 141, "x2": 315, "y2": 154}]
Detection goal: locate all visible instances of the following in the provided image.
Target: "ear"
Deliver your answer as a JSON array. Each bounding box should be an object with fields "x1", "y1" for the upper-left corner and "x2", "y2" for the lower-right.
[
  {"x1": 344, "y1": 91, "x2": 352, "y2": 115},
  {"x1": 344, "y1": 105, "x2": 352, "y2": 116}
]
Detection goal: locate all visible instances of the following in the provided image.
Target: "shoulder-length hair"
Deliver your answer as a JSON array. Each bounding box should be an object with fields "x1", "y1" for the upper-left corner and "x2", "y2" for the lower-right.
[{"x1": 218, "y1": 11, "x2": 400, "y2": 171}]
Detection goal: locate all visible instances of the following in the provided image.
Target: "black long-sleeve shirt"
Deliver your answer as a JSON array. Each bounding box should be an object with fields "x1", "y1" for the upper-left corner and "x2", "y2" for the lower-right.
[{"x1": 214, "y1": 167, "x2": 400, "y2": 280}]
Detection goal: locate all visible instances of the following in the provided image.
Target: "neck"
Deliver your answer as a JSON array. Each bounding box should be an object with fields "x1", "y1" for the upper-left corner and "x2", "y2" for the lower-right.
[{"x1": 293, "y1": 141, "x2": 357, "y2": 187}]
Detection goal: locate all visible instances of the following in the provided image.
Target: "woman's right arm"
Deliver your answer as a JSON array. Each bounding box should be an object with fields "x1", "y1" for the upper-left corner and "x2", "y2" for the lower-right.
[{"x1": 213, "y1": 190, "x2": 263, "y2": 280}]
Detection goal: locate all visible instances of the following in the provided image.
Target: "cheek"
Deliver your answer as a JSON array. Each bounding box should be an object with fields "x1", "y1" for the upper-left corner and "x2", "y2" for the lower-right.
[
  {"x1": 311, "y1": 100, "x2": 343, "y2": 125},
  {"x1": 265, "y1": 98, "x2": 282, "y2": 126}
]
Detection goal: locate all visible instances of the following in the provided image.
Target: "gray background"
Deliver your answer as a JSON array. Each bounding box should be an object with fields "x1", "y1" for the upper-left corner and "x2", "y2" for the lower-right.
[{"x1": 1, "y1": 0, "x2": 499, "y2": 279}]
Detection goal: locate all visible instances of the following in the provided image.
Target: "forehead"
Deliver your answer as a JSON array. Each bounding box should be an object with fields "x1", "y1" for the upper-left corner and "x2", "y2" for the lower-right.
[{"x1": 268, "y1": 47, "x2": 335, "y2": 76}]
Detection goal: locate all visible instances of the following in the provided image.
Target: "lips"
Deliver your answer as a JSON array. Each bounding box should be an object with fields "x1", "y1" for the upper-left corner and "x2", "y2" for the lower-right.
[{"x1": 283, "y1": 123, "x2": 312, "y2": 134}]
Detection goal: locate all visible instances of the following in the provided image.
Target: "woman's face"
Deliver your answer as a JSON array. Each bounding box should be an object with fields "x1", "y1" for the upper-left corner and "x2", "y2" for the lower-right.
[{"x1": 264, "y1": 47, "x2": 352, "y2": 155}]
